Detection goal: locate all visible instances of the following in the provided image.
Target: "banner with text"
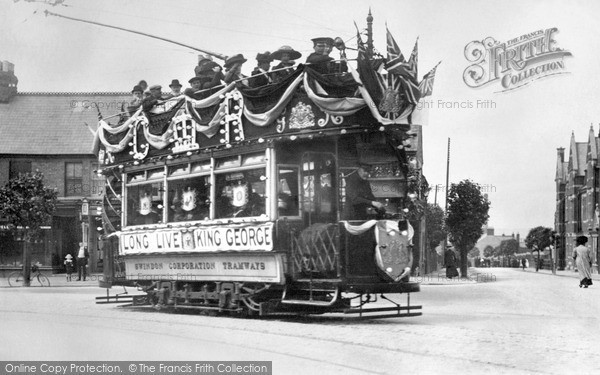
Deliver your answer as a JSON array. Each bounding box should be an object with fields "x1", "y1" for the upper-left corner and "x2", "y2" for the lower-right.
[
  {"x1": 124, "y1": 253, "x2": 284, "y2": 283},
  {"x1": 120, "y1": 222, "x2": 274, "y2": 255}
]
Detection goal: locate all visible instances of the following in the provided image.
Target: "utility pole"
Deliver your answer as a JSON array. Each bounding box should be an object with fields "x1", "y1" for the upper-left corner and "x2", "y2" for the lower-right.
[{"x1": 443, "y1": 138, "x2": 451, "y2": 269}]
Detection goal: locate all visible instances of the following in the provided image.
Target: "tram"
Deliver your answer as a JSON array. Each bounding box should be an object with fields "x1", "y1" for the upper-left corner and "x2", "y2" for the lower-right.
[{"x1": 95, "y1": 15, "x2": 430, "y2": 319}]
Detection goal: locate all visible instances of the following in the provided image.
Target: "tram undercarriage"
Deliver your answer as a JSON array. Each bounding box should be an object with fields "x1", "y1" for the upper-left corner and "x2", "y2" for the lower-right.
[{"x1": 97, "y1": 278, "x2": 421, "y2": 320}]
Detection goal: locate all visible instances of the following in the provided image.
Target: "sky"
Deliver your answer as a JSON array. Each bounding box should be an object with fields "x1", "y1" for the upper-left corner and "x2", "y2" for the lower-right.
[{"x1": 2, "y1": 0, "x2": 600, "y2": 237}]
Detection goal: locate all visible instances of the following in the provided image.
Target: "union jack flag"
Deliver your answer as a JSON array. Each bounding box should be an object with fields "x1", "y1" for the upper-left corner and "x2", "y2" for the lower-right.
[
  {"x1": 406, "y1": 37, "x2": 418, "y2": 78},
  {"x1": 419, "y1": 61, "x2": 441, "y2": 97},
  {"x1": 384, "y1": 26, "x2": 405, "y2": 73}
]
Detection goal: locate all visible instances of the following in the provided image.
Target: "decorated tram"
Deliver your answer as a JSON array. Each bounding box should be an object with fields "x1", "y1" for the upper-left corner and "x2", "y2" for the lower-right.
[{"x1": 94, "y1": 14, "x2": 434, "y2": 318}]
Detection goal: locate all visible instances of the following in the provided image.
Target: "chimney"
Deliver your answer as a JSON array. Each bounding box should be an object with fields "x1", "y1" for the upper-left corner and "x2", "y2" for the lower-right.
[
  {"x1": 0, "y1": 60, "x2": 18, "y2": 103},
  {"x1": 557, "y1": 147, "x2": 565, "y2": 163},
  {"x1": 486, "y1": 227, "x2": 494, "y2": 236}
]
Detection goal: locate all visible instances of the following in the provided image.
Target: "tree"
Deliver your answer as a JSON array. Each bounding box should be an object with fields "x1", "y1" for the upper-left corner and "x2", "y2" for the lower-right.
[
  {"x1": 0, "y1": 172, "x2": 57, "y2": 286},
  {"x1": 483, "y1": 245, "x2": 495, "y2": 258},
  {"x1": 497, "y1": 239, "x2": 519, "y2": 257},
  {"x1": 524, "y1": 226, "x2": 553, "y2": 252},
  {"x1": 425, "y1": 203, "x2": 447, "y2": 252},
  {"x1": 525, "y1": 226, "x2": 553, "y2": 271},
  {"x1": 469, "y1": 247, "x2": 480, "y2": 258},
  {"x1": 445, "y1": 180, "x2": 490, "y2": 277}
]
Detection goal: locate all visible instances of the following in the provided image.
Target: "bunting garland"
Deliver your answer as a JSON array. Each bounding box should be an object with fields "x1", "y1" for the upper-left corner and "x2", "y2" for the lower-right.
[{"x1": 94, "y1": 51, "x2": 437, "y2": 161}]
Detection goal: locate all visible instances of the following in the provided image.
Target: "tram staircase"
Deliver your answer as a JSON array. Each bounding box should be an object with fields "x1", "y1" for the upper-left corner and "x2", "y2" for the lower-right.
[
  {"x1": 284, "y1": 223, "x2": 341, "y2": 308},
  {"x1": 98, "y1": 171, "x2": 127, "y2": 287},
  {"x1": 284, "y1": 223, "x2": 423, "y2": 319}
]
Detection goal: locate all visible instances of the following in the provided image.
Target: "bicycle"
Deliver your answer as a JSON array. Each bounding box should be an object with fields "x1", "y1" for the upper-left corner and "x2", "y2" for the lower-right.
[{"x1": 8, "y1": 264, "x2": 51, "y2": 287}]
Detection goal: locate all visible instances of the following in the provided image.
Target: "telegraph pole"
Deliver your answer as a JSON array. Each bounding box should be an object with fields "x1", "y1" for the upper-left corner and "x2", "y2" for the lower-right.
[{"x1": 443, "y1": 138, "x2": 451, "y2": 268}]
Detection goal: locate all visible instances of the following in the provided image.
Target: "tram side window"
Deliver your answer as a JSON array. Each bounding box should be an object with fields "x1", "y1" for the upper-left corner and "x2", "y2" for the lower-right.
[
  {"x1": 215, "y1": 168, "x2": 266, "y2": 218},
  {"x1": 126, "y1": 183, "x2": 164, "y2": 226},
  {"x1": 277, "y1": 166, "x2": 300, "y2": 217},
  {"x1": 168, "y1": 176, "x2": 210, "y2": 222}
]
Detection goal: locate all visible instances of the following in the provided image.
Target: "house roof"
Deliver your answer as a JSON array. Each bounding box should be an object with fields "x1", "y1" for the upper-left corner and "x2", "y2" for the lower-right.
[{"x1": 0, "y1": 92, "x2": 129, "y2": 155}]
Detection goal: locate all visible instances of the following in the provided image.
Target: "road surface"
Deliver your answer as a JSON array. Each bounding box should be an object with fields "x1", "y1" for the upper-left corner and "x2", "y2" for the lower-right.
[{"x1": 0, "y1": 268, "x2": 598, "y2": 374}]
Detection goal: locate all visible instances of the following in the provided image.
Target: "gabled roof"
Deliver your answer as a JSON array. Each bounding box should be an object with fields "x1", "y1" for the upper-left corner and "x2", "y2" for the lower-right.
[{"x1": 0, "y1": 92, "x2": 129, "y2": 155}]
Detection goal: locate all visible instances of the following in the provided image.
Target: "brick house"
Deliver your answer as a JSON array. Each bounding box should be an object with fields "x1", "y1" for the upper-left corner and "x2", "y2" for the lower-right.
[
  {"x1": 0, "y1": 61, "x2": 129, "y2": 273},
  {"x1": 555, "y1": 126, "x2": 599, "y2": 272}
]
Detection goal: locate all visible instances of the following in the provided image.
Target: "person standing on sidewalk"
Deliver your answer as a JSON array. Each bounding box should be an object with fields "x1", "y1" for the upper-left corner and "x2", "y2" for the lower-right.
[
  {"x1": 76, "y1": 242, "x2": 89, "y2": 281},
  {"x1": 573, "y1": 235, "x2": 593, "y2": 288},
  {"x1": 64, "y1": 254, "x2": 74, "y2": 282}
]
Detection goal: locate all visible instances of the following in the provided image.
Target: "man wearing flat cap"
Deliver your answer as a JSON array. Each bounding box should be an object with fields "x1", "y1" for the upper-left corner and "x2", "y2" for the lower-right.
[
  {"x1": 250, "y1": 51, "x2": 273, "y2": 88},
  {"x1": 272, "y1": 45, "x2": 301, "y2": 82},
  {"x1": 184, "y1": 76, "x2": 208, "y2": 100},
  {"x1": 223, "y1": 54, "x2": 248, "y2": 85}
]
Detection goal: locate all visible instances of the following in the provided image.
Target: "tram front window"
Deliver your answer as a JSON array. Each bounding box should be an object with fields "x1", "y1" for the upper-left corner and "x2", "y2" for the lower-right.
[{"x1": 215, "y1": 168, "x2": 266, "y2": 218}]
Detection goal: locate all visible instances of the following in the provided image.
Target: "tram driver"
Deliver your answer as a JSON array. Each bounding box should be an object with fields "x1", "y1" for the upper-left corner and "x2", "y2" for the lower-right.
[{"x1": 343, "y1": 166, "x2": 385, "y2": 220}]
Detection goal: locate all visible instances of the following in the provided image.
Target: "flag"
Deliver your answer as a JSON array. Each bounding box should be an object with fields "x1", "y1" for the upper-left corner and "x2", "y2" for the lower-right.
[
  {"x1": 407, "y1": 37, "x2": 418, "y2": 79},
  {"x1": 384, "y1": 26, "x2": 405, "y2": 73},
  {"x1": 419, "y1": 61, "x2": 441, "y2": 97}
]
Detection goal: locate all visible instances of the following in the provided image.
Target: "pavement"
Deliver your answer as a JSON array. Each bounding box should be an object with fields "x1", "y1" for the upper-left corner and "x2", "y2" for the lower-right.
[
  {"x1": 0, "y1": 273, "x2": 103, "y2": 288},
  {"x1": 522, "y1": 265, "x2": 600, "y2": 281},
  {"x1": 4, "y1": 267, "x2": 598, "y2": 288},
  {"x1": 414, "y1": 266, "x2": 600, "y2": 286}
]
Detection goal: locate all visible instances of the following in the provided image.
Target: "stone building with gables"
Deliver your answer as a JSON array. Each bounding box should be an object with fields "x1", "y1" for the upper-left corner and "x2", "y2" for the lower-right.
[
  {"x1": 555, "y1": 126, "x2": 599, "y2": 272},
  {"x1": 0, "y1": 61, "x2": 129, "y2": 273}
]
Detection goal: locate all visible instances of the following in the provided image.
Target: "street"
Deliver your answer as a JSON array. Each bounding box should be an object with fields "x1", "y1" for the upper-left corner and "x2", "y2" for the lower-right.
[{"x1": 0, "y1": 268, "x2": 598, "y2": 375}]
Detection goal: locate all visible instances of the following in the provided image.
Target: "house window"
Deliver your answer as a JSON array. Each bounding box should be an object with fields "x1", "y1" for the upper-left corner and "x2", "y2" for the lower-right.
[
  {"x1": 9, "y1": 161, "x2": 31, "y2": 180},
  {"x1": 65, "y1": 162, "x2": 83, "y2": 197}
]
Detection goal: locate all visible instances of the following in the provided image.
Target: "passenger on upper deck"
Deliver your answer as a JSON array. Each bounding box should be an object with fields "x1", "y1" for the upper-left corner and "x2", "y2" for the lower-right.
[
  {"x1": 249, "y1": 52, "x2": 273, "y2": 88},
  {"x1": 306, "y1": 37, "x2": 347, "y2": 75},
  {"x1": 271, "y1": 45, "x2": 302, "y2": 83},
  {"x1": 142, "y1": 84, "x2": 164, "y2": 111},
  {"x1": 194, "y1": 55, "x2": 212, "y2": 77},
  {"x1": 223, "y1": 54, "x2": 248, "y2": 85},
  {"x1": 165, "y1": 79, "x2": 182, "y2": 98},
  {"x1": 196, "y1": 58, "x2": 225, "y2": 92},
  {"x1": 184, "y1": 76, "x2": 205, "y2": 100},
  {"x1": 138, "y1": 80, "x2": 150, "y2": 98},
  {"x1": 128, "y1": 85, "x2": 143, "y2": 111}
]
